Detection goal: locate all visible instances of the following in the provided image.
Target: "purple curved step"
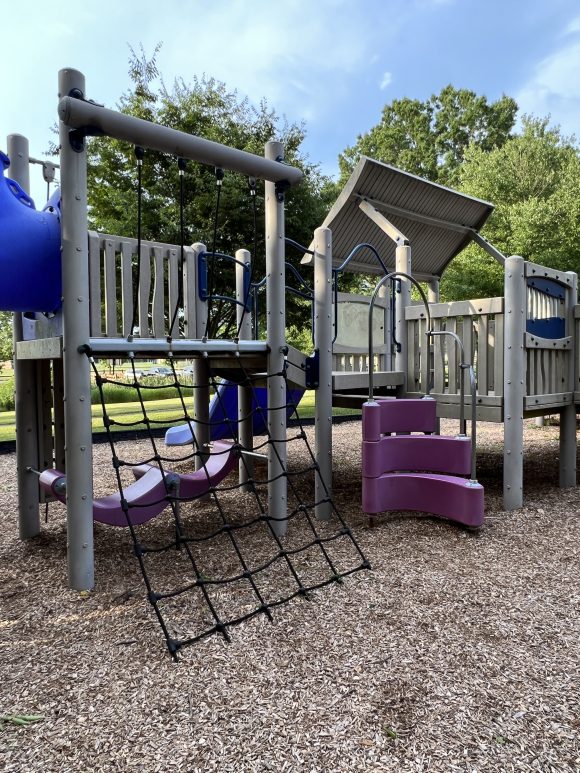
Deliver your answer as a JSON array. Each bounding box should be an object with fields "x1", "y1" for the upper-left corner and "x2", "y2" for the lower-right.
[
  {"x1": 362, "y1": 435, "x2": 472, "y2": 477},
  {"x1": 362, "y1": 398, "x2": 437, "y2": 440},
  {"x1": 362, "y1": 472, "x2": 484, "y2": 528},
  {"x1": 39, "y1": 441, "x2": 237, "y2": 527}
]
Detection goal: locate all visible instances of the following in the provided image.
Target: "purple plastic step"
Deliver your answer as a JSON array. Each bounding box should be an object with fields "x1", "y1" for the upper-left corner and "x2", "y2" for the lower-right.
[
  {"x1": 39, "y1": 441, "x2": 237, "y2": 527},
  {"x1": 362, "y1": 398, "x2": 437, "y2": 441},
  {"x1": 362, "y1": 435, "x2": 472, "y2": 477},
  {"x1": 362, "y1": 472, "x2": 484, "y2": 528}
]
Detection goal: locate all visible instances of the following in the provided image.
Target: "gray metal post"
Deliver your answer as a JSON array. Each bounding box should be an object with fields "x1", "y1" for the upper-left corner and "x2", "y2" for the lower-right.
[
  {"x1": 395, "y1": 244, "x2": 411, "y2": 392},
  {"x1": 379, "y1": 283, "x2": 393, "y2": 371},
  {"x1": 236, "y1": 248, "x2": 253, "y2": 489},
  {"x1": 503, "y1": 255, "x2": 526, "y2": 510},
  {"x1": 559, "y1": 271, "x2": 577, "y2": 488},
  {"x1": 265, "y1": 140, "x2": 287, "y2": 537},
  {"x1": 427, "y1": 278, "x2": 440, "y2": 303},
  {"x1": 192, "y1": 242, "x2": 210, "y2": 470},
  {"x1": 59, "y1": 68, "x2": 94, "y2": 589},
  {"x1": 427, "y1": 278, "x2": 440, "y2": 432},
  {"x1": 8, "y1": 133, "x2": 40, "y2": 539},
  {"x1": 53, "y1": 361, "x2": 66, "y2": 470},
  {"x1": 58, "y1": 96, "x2": 303, "y2": 186},
  {"x1": 314, "y1": 227, "x2": 333, "y2": 521}
]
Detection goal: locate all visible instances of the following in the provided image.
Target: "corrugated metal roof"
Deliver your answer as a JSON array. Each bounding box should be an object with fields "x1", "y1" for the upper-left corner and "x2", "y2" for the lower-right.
[{"x1": 301, "y1": 156, "x2": 495, "y2": 278}]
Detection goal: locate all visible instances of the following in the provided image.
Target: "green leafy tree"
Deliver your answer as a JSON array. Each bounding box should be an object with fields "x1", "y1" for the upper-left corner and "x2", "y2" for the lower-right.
[
  {"x1": 339, "y1": 85, "x2": 517, "y2": 187},
  {"x1": 0, "y1": 312, "x2": 14, "y2": 362},
  {"x1": 87, "y1": 45, "x2": 329, "y2": 336},
  {"x1": 441, "y1": 116, "x2": 580, "y2": 300}
]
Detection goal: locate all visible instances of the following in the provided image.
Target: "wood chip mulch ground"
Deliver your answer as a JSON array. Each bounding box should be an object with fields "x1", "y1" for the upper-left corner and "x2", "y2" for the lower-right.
[{"x1": 1, "y1": 418, "x2": 579, "y2": 772}]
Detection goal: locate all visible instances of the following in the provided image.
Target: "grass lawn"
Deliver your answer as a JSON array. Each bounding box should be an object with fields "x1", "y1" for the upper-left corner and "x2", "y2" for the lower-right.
[{"x1": 0, "y1": 391, "x2": 360, "y2": 443}]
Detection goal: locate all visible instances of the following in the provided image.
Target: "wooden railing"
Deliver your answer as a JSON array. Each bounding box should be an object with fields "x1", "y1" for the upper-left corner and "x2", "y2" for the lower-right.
[
  {"x1": 405, "y1": 260, "x2": 577, "y2": 420},
  {"x1": 87, "y1": 232, "x2": 197, "y2": 339},
  {"x1": 405, "y1": 297, "x2": 504, "y2": 421}
]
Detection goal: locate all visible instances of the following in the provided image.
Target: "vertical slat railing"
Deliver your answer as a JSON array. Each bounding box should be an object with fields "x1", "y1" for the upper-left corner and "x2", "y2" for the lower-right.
[
  {"x1": 138, "y1": 243, "x2": 151, "y2": 338},
  {"x1": 152, "y1": 246, "x2": 165, "y2": 337},
  {"x1": 120, "y1": 242, "x2": 133, "y2": 337},
  {"x1": 104, "y1": 238, "x2": 117, "y2": 336},
  {"x1": 168, "y1": 247, "x2": 179, "y2": 337},
  {"x1": 88, "y1": 232, "x2": 102, "y2": 336}
]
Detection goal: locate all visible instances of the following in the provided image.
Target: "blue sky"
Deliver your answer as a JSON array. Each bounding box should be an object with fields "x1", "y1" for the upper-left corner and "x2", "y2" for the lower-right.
[{"x1": 2, "y1": 0, "x2": 580, "y2": 205}]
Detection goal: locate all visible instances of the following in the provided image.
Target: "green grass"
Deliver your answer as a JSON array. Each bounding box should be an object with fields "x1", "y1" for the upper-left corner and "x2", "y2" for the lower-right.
[{"x1": 0, "y1": 392, "x2": 360, "y2": 443}]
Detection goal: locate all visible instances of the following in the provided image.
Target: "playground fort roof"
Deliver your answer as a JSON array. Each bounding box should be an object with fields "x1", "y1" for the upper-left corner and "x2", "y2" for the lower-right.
[{"x1": 301, "y1": 156, "x2": 501, "y2": 280}]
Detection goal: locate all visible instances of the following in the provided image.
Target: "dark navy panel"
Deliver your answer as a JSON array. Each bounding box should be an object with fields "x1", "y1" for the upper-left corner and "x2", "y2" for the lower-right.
[
  {"x1": 527, "y1": 277, "x2": 566, "y2": 300},
  {"x1": 526, "y1": 317, "x2": 566, "y2": 338}
]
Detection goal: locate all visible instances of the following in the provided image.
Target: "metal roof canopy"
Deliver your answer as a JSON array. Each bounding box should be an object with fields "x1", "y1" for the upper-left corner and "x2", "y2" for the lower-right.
[{"x1": 301, "y1": 156, "x2": 504, "y2": 279}]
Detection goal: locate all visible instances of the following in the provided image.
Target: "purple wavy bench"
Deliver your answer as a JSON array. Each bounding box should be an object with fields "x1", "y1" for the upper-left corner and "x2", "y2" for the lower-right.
[
  {"x1": 39, "y1": 441, "x2": 237, "y2": 527},
  {"x1": 362, "y1": 398, "x2": 484, "y2": 528}
]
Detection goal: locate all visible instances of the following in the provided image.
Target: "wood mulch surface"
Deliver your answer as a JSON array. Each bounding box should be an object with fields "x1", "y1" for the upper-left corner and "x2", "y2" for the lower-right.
[{"x1": 0, "y1": 418, "x2": 579, "y2": 772}]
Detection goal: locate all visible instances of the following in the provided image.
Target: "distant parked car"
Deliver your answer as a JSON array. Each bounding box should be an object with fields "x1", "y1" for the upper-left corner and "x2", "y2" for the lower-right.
[
  {"x1": 124, "y1": 368, "x2": 146, "y2": 379},
  {"x1": 181, "y1": 366, "x2": 195, "y2": 376},
  {"x1": 149, "y1": 366, "x2": 173, "y2": 377}
]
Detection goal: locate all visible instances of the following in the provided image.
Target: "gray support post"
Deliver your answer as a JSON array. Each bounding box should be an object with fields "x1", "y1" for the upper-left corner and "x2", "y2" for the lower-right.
[
  {"x1": 53, "y1": 360, "x2": 66, "y2": 470},
  {"x1": 8, "y1": 133, "x2": 40, "y2": 539},
  {"x1": 265, "y1": 140, "x2": 287, "y2": 537},
  {"x1": 559, "y1": 271, "x2": 577, "y2": 488},
  {"x1": 395, "y1": 244, "x2": 412, "y2": 393},
  {"x1": 314, "y1": 227, "x2": 333, "y2": 521},
  {"x1": 427, "y1": 278, "x2": 440, "y2": 432},
  {"x1": 380, "y1": 283, "x2": 392, "y2": 371},
  {"x1": 236, "y1": 248, "x2": 253, "y2": 489},
  {"x1": 192, "y1": 242, "x2": 210, "y2": 470},
  {"x1": 58, "y1": 68, "x2": 94, "y2": 589},
  {"x1": 427, "y1": 278, "x2": 440, "y2": 303},
  {"x1": 37, "y1": 360, "x2": 53, "y2": 476},
  {"x1": 503, "y1": 255, "x2": 526, "y2": 510}
]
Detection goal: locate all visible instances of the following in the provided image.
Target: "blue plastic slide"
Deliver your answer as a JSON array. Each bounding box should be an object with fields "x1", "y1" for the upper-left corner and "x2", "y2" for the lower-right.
[
  {"x1": 0, "y1": 152, "x2": 61, "y2": 312},
  {"x1": 165, "y1": 381, "x2": 305, "y2": 446}
]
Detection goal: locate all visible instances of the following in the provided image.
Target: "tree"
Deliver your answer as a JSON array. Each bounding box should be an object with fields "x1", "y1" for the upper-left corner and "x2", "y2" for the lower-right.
[
  {"x1": 338, "y1": 85, "x2": 517, "y2": 187},
  {"x1": 441, "y1": 116, "x2": 580, "y2": 300},
  {"x1": 0, "y1": 313, "x2": 13, "y2": 362},
  {"x1": 87, "y1": 45, "x2": 330, "y2": 335}
]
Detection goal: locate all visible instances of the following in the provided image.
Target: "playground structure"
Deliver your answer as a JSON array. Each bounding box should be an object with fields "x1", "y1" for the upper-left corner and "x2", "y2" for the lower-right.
[{"x1": 3, "y1": 68, "x2": 579, "y2": 606}]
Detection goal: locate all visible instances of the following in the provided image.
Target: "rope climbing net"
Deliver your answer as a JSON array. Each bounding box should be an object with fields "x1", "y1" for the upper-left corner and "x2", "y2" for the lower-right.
[{"x1": 88, "y1": 353, "x2": 370, "y2": 658}]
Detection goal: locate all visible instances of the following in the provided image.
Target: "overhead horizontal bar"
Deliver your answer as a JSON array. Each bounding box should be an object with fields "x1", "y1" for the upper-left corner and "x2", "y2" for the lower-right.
[
  {"x1": 58, "y1": 96, "x2": 303, "y2": 186},
  {"x1": 85, "y1": 338, "x2": 269, "y2": 356}
]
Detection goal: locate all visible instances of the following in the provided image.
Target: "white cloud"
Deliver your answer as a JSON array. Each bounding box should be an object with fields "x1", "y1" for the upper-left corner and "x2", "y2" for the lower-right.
[
  {"x1": 565, "y1": 15, "x2": 580, "y2": 35},
  {"x1": 516, "y1": 37, "x2": 580, "y2": 139},
  {"x1": 379, "y1": 71, "x2": 392, "y2": 90},
  {"x1": 160, "y1": 0, "x2": 402, "y2": 125}
]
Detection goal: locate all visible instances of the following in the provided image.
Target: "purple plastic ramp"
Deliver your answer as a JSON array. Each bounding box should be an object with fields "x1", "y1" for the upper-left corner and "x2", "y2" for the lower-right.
[
  {"x1": 40, "y1": 467, "x2": 171, "y2": 527},
  {"x1": 133, "y1": 441, "x2": 238, "y2": 499},
  {"x1": 362, "y1": 398, "x2": 437, "y2": 441},
  {"x1": 362, "y1": 472, "x2": 484, "y2": 528},
  {"x1": 39, "y1": 441, "x2": 237, "y2": 527},
  {"x1": 362, "y1": 435, "x2": 472, "y2": 478}
]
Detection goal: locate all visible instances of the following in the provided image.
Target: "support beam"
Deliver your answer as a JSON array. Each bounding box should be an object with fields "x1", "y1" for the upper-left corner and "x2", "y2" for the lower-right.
[
  {"x1": 314, "y1": 227, "x2": 333, "y2": 521},
  {"x1": 503, "y1": 255, "x2": 526, "y2": 510},
  {"x1": 265, "y1": 140, "x2": 287, "y2": 537},
  {"x1": 236, "y1": 248, "x2": 253, "y2": 490},
  {"x1": 59, "y1": 68, "x2": 94, "y2": 590},
  {"x1": 58, "y1": 96, "x2": 303, "y2": 186},
  {"x1": 559, "y1": 271, "x2": 577, "y2": 488},
  {"x1": 192, "y1": 242, "x2": 210, "y2": 473},
  {"x1": 7, "y1": 133, "x2": 41, "y2": 540},
  {"x1": 358, "y1": 200, "x2": 408, "y2": 246},
  {"x1": 395, "y1": 245, "x2": 412, "y2": 393}
]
